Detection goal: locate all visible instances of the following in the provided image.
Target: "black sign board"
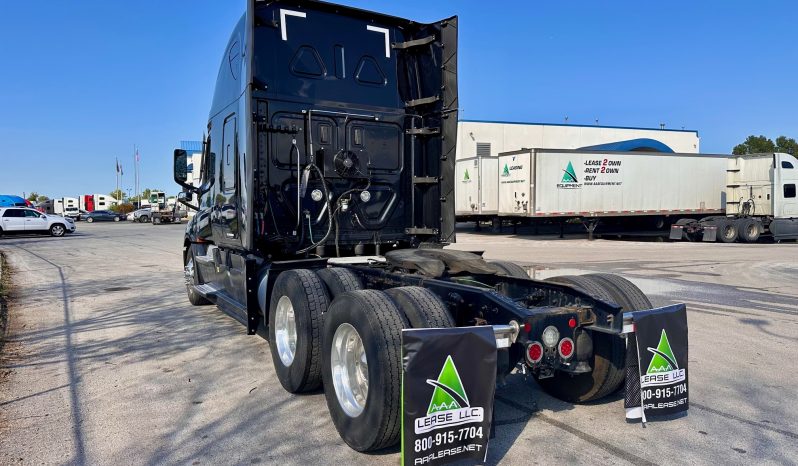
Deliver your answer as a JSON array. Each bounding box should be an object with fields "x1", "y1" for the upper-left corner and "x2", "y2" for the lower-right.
[
  {"x1": 625, "y1": 304, "x2": 689, "y2": 421},
  {"x1": 402, "y1": 327, "x2": 496, "y2": 466}
]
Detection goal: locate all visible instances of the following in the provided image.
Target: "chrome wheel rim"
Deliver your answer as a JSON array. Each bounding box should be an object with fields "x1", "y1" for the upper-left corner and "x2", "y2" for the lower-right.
[
  {"x1": 724, "y1": 226, "x2": 735, "y2": 240},
  {"x1": 274, "y1": 296, "x2": 297, "y2": 367},
  {"x1": 331, "y1": 323, "x2": 368, "y2": 417},
  {"x1": 184, "y1": 257, "x2": 195, "y2": 286},
  {"x1": 52, "y1": 225, "x2": 64, "y2": 236}
]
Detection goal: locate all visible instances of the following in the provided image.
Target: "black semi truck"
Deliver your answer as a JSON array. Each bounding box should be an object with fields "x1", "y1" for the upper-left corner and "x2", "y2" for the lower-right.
[{"x1": 173, "y1": 0, "x2": 660, "y2": 452}]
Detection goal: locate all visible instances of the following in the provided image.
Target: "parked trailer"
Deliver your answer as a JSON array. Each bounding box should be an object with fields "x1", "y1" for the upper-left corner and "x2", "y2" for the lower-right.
[
  {"x1": 457, "y1": 148, "x2": 798, "y2": 241},
  {"x1": 454, "y1": 156, "x2": 499, "y2": 225},
  {"x1": 173, "y1": 0, "x2": 667, "y2": 453}
]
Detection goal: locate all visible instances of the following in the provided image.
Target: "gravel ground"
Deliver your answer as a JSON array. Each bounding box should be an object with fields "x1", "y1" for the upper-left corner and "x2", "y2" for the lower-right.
[{"x1": 0, "y1": 222, "x2": 796, "y2": 465}]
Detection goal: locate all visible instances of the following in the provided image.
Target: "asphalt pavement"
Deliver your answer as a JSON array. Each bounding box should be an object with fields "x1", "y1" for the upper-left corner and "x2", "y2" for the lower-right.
[{"x1": 0, "y1": 222, "x2": 796, "y2": 465}]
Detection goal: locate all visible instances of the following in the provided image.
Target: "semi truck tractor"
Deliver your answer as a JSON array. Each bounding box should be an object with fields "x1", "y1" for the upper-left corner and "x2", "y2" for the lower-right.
[
  {"x1": 173, "y1": 0, "x2": 668, "y2": 452},
  {"x1": 455, "y1": 148, "x2": 798, "y2": 242},
  {"x1": 148, "y1": 191, "x2": 179, "y2": 224}
]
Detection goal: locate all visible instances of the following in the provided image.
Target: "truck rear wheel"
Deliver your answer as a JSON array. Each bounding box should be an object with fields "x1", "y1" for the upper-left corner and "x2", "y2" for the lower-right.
[
  {"x1": 716, "y1": 219, "x2": 738, "y2": 243},
  {"x1": 541, "y1": 275, "x2": 629, "y2": 402},
  {"x1": 489, "y1": 260, "x2": 528, "y2": 278},
  {"x1": 321, "y1": 290, "x2": 407, "y2": 451},
  {"x1": 316, "y1": 267, "x2": 363, "y2": 298},
  {"x1": 385, "y1": 286, "x2": 455, "y2": 328},
  {"x1": 738, "y1": 218, "x2": 761, "y2": 243},
  {"x1": 268, "y1": 269, "x2": 330, "y2": 393}
]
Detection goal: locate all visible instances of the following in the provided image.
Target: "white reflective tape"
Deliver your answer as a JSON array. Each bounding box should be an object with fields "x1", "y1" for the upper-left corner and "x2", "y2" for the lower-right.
[
  {"x1": 366, "y1": 25, "x2": 391, "y2": 58},
  {"x1": 280, "y1": 9, "x2": 306, "y2": 41}
]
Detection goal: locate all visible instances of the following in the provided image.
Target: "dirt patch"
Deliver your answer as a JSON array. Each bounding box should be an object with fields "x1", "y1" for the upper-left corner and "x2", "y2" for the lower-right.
[{"x1": 0, "y1": 251, "x2": 8, "y2": 355}]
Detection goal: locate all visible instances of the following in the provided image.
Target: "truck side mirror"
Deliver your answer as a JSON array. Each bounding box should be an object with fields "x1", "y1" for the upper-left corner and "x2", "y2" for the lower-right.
[
  {"x1": 177, "y1": 190, "x2": 198, "y2": 211},
  {"x1": 173, "y1": 149, "x2": 194, "y2": 191}
]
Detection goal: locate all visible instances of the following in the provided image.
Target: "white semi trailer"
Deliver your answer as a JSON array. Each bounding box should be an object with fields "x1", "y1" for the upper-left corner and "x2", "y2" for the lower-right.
[{"x1": 455, "y1": 149, "x2": 798, "y2": 242}]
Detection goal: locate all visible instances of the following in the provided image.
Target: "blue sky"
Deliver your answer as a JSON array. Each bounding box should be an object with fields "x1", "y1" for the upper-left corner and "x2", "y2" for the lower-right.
[{"x1": 2, "y1": 1, "x2": 797, "y2": 199}]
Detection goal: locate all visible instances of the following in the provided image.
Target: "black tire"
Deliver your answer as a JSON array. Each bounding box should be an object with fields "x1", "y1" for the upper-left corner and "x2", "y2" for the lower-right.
[
  {"x1": 185, "y1": 249, "x2": 212, "y2": 306},
  {"x1": 738, "y1": 218, "x2": 761, "y2": 243},
  {"x1": 489, "y1": 260, "x2": 528, "y2": 278},
  {"x1": 539, "y1": 275, "x2": 627, "y2": 402},
  {"x1": 585, "y1": 273, "x2": 653, "y2": 311},
  {"x1": 322, "y1": 290, "x2": 408, "y2": 451},
  {"x1": 0, "y1": 227, "x2": 3, "y2": 237},
  {"x1": 86, "y1": 217, "x2": 94, "y2": 223},
  {"x1": 385, "y1": 286, "x2": 455, "y2": 328},
  {"x1": 716, "y1": 219, "x2": 738, "y2": 243},
  {"x1": 316, "y1": 267, "x2": 363, "y2": 298},
  {"x1": 153, "y1": 216, "x2": 162, "y2": 225},
  {"x1": 49, "y1": 224, "x2": 66, "y2": 237},
  {"x1": 139, "y1": 215, "x2": 149, "y2": 223},
  {"x1": 268, "y1": 269, "x2": 330, "y2": 393}
]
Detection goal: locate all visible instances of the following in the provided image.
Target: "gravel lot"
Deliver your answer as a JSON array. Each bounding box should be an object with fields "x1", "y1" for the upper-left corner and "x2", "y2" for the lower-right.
[{"x1": 1, "y1": 222, "x2": 796, "y2": 465}]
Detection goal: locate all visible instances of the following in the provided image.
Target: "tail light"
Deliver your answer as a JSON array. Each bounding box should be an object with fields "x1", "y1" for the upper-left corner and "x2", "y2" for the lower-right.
[
  {"x1": 558, "y1": 338, "x2": 574, "y2": 359},
  {"x1": 526, "y1": 342, "x2": 544, "y2": 364}
]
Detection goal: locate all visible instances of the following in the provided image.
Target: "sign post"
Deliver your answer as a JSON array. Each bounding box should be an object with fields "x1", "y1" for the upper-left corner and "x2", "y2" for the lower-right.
[
  {"x1": 625, "y1": 304, "x2": 689, "y2": 422},
  {"x1": 402, "y1": 326, "x2": 496, "y2": 466}
]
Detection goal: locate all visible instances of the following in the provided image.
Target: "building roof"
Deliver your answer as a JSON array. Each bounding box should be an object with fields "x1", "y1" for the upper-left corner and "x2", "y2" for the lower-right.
[
  {"x1": 460, "y1": 119, "x2": 698, "y2": 135},
  {"x1": 180, "y1": 140, "x2": 203, "y2": 152}
]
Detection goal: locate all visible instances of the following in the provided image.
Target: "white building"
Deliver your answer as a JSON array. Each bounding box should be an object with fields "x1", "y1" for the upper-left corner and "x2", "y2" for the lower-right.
[{"x1": 456, "y1": 120, "x2": 700, "y2": 160}]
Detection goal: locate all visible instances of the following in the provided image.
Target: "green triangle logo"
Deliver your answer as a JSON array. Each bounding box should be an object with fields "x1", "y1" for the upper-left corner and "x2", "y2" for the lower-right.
[
  {"x1": 464, "y1": 169, "x2": 470, "y2": 181},
  {"x1": 561, "y1": 161, "x2": 578, "y2": 183},
  {"x1": 646, "y1": 330, "x2": 679, "y2": 374},
  {"x1": 502, "y1": 164, "x2": 510, "y2": 176},
  {"x1": 426, "y1": 355, "x2": 470, "y2": 415}
]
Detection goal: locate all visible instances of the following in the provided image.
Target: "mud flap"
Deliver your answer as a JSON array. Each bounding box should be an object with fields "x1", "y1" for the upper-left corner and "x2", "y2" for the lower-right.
[
  {"x1": 669, "y1": 225, "x2": 684, "y2": 240},
  {"x1": 623, "y1": 304, "x2": 689, "y2": 423},
  {"x1": 701, "y1": 225, "x2": 717, "y2": 242}
]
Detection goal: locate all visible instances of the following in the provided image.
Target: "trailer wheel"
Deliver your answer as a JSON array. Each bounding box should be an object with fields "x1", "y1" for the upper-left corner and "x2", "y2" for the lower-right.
[
  {"x1": 268, "y1": 269, "x2": 330, "y2": 393},
  {"x1": 738, "y1": 218, "x2": 761, "y2": 243},
  {"x1": 489, "y1": 260, "x2": 528, "y2": 279},
  {"x1": 385, "y1": 286, "x2": 455, "y2": 328},
  {"x1": 322, "y1": 290, "x2": 407, "y2": 451},
  {"x1": 716, "y1": 219, "x2": 738, "y2": 243},
  {"x1": 316, "y1": 267, "x2": 363, "y2": 298},
  {"x1": 540, "y1": 275, "x2": 627, "y2": 402}
]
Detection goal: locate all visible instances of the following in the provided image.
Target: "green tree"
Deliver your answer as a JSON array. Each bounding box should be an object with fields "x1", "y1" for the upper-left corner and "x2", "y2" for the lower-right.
[
  {"x1": 36, "y1": 195, "x2": 48, "y2": 203},
  {"x1": 732, "y1": 135, "x2": 776, "y2": 155},
  {"x1": 775, "y1": 136, "x2": 798, "y2": 155},
  {"x1": 109, "y1": 189, "x2": 124, "y2": 200},
  {"x1": 26, "y1": 192, "x2": 39, "y2": 202}
]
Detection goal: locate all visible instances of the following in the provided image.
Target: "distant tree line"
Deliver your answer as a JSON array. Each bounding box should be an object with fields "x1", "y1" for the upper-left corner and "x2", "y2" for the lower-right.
[{"x1": 733, "y1": 135, "x2": 798, "y2": 156}]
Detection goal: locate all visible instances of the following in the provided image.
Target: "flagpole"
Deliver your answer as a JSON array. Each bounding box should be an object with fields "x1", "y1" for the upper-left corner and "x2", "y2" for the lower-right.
[{"x1": 115, "y1": 157, "x2": 119, "y2": 201}]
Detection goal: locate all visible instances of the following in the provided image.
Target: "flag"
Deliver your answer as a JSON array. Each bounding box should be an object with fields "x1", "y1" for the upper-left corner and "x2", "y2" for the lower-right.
[
  {"x1": 120, "y1": 164, "x2": 123, "y2": 176},
  {"x1": 116, "y1": 159, "x2": 120, "y2": 173},
  {"x1": 135, "y1": 149, "x2": 140, "y2": 162}
]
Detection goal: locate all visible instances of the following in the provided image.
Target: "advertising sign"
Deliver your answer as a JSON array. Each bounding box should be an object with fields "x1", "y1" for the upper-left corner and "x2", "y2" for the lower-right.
[
  {"x1": 625, "y1": 304, "x2": 689, "y2": 422},
  {"x1": 402, "y1": 327, "x2": 496, "y2": 465}
]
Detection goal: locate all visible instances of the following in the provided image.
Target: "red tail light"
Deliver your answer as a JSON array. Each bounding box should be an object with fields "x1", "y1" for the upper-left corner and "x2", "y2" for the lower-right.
[
  {"x1": 526, "y1": 342, "x2": 543, "y2": 364},
  {"x1": 558, "y1": 338, "x2": 574, "y2": 359}
]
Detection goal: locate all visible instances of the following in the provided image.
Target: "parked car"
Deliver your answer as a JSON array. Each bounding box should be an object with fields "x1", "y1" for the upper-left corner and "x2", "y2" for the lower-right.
[
  {"x1": 85, "y1": 210, "x2": 125, "y2": 223},
  {"x1": 126, "y1": 207, "x2": 152, "y2": 223},
  {"x1": 64, "y1": 206, "x2": 81, "y2": 220},
  {"x1": 76, "y1": 209, "x2": 90, "y2": 221},
  {"x1": 0, "y1": 207, "x2": 76, "y2": 237}
]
